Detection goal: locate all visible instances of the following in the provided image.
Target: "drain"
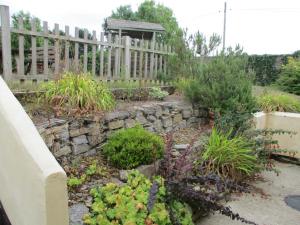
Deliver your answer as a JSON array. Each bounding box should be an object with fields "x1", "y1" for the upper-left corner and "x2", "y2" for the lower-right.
[{"x1": 284, "y1": 195, "x2": 300, "y2": 212}]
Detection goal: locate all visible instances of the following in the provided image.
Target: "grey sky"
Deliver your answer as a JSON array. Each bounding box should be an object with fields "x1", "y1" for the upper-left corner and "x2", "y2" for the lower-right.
[{"x1": 1, "y1": 0, "x2": 300, "y2": 54}]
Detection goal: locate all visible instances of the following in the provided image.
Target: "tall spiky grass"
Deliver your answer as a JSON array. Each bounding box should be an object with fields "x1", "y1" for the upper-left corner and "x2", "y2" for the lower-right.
[
  {"x1": 257, "y1": 93, "x2": 300, "y2": 112},
  {"x1": 40, "y1": 72, "x2": 115, "y2": 112},
  {"x1": 201, "y1": 128, "x2": 258, "y2": 180}
]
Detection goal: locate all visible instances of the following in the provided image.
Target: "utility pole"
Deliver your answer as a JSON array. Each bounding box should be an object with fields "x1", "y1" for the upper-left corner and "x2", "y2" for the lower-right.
[{"x1": 222, "y1": 1, "x2": 227, "y2": 51}]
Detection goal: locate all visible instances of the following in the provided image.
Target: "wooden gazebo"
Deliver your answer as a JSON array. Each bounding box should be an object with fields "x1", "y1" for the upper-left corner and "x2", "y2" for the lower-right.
[{"x1": 104, "y1": 18, "x2": 165, "y2": 41}]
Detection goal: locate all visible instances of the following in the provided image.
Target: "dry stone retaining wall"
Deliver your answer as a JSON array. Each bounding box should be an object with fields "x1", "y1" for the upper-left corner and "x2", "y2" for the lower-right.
[{"x1": 37, "y1": 101, "x2": 209, "y2": 158}]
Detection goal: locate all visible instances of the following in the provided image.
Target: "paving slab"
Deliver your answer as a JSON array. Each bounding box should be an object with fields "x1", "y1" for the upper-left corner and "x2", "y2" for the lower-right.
[{"x1": 197, "y1": 162, "x2": 300, "y2": 225}]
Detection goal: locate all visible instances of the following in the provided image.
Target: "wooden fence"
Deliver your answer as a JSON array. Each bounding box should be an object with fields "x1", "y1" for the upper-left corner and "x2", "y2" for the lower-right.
[{"x1": 0, "y1": 5, "x2": 173, "y2": 82}]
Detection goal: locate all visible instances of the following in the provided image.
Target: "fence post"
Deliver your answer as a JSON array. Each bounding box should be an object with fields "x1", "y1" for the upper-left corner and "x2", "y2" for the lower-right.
[
  {"x1": 0, "y1": 5, "x2": 12, "y2": 80},
  {"x1": 124, "y1": 36, "x2": 131, "y2": 79}
]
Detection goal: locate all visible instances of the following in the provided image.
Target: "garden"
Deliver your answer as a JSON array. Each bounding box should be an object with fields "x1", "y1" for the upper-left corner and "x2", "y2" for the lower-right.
[
  {"x1": 2, "y1": 1, "x2": 300, "y2": 225},
  {"x1": 9, "y1": 45, "x2": 299, "y2": 225}
]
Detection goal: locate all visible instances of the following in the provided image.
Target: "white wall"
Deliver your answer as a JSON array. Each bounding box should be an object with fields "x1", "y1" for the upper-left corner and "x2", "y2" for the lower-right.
[
  {"x1": 254, "y1": 112, "x2": 300, "y2": 158},
  {"x1": 0, "y1": 77, "x2": 69, "y2": 225}
]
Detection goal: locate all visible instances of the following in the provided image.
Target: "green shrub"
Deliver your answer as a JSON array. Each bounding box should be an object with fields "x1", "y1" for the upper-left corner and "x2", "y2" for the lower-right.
[
  {"x1": 40, "y1": 72, "x2": 115, "y2": 111},
  {"x1": 185, "y1": 49, "x2": 256, "y2": 115},
  {"x1": 149, "y1": 87, "x2": 169, "y2": 100},
  {"x1": 103, "y1": 125, "x2": 164, "y2": 169},
  {"x1": 257, "y1": 93, "x2": 300, "y2": 112},
  {"x1": 83, "y1": 170, "x2": 193, "y2": 225},
  {"x1": 200, "y1": 128, "x2": 258, "y2": 180},
  {"x1": 276, "y1": 57, "x2": 300, "y2": 95}
]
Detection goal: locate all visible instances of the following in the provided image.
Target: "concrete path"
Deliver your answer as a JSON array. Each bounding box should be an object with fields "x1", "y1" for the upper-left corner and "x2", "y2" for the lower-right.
[{"x1": 197, "y1": 162, "x2": 300, "y2": 225}]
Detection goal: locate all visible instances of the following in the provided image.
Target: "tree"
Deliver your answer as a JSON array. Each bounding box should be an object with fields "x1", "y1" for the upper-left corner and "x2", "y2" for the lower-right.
[
  {"x1": 11, "y1": 11, "x2": 43, "y2": 50},
  {"x1": 111, "y1": 5, "x2": 135, "y2": 20},
  {"x1": 107, "y1": 0, "x2": 182, "y2": 45}
]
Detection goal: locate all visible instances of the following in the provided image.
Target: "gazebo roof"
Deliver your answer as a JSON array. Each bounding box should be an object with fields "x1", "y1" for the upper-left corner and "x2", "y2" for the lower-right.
[{"x1": 106, "y1": 18, "x2": 165, "y2": 33}]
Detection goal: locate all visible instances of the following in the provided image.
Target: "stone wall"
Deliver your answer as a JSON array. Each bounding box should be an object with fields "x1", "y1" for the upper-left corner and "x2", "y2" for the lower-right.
[{"x1": 36, "y1": 101, "x2": 209, "y2": 159}]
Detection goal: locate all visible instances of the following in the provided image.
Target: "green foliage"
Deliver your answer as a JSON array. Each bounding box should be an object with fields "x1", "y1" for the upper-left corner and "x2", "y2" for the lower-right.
[
  {"x1": 184, "y1": 48, "x2": 257, "y2": 118},
  {"x1": 67, "y1": 175, "x2": 86, "y2": 188},
  {"x1": 149, "y1": 87, "x2": 168, "y2": 100},
  {"x1": 40, "y1": 72, "x2": 115, "y2": 112},
  {"x1": 200, "y1": 128, "x2": 258, "y2": 180},
  {"x1": 247, "y1": 54, "x2": 284, "y2": 86},
  {"x1": 103, "y1": 125, "x2": 164, "y2": 169},
  {"x1": 276, "y1": 57, "x2": 300, "y2": 95},
  {"x1": 11, "y1": 11, "x2": 43, "y2": 50},
  {"x1": 257, "y1": 93, "x2": 300, "y2": 112},
  {"x1": 83, "y1": 170, "x2": 193, "y2": 225},
  {"x1": 107, "y1": 0, "x2": 182, "y2": 45}
]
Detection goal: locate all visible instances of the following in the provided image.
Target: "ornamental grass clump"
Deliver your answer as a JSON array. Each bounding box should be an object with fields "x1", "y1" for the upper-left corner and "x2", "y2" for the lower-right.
[
  {"x1": 40, "y1": 72, "x2": 115, "y2": 112},
  {"x1": 200, "y1": 128, "x2": 258, "y2": 180},
  {"x1": 257, "y1": 93, "x2": 300, "y2": 112},
  {"x1": 103, "y1": 125, "x2": 164, "y2": 169}
]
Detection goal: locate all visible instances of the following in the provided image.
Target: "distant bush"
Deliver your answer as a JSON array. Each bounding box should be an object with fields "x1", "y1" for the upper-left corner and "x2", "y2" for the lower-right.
[
  {"x1": 103, "y1": 125, "x2": 164, "y2": 169},
  {"x1": 40, "y1": 72, "x2": 115, "y2": 112},
  {"x1": 257, "y1": 93, "x2": 300, "y2": 112},
  {"x1": 276, "y1": 57, "x2": 300, "y2": 95},
  {"x1": 200, "y1": 128, "x2": 258, "y2": 180}
]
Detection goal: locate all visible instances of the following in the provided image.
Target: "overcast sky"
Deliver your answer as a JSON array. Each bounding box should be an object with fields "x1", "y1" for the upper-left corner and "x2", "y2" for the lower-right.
[{"x1": 1, "y1": 0, "x2": 300, "y2": 54}]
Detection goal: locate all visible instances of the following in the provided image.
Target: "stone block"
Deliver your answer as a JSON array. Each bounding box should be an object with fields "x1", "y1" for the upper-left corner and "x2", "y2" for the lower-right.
[
  {"x1": 72, "y1": 135, "x2": 88, "y2": 145},
  {"x1": 147, "y1": 115, "x2": 157, "y2": 122},
  {"x1": 135, "y1": 115, "x2": 147, "y2": 125},
  {"x1": 105, "y1": 111, "x2": 129, "y2": 121},
  {"x1": 153, "y1": 120, "x2": 163, "y2": 133},
  {"x1": 182, "y1": 109, "x2": 192, "y2": 119},
  {"x1": 125, "y1": 118, "x2": 137, "y2": 128},
  {"x1": 69, "y1": 127, "x2": 89, "y2": 137},
  {"x1": 72, "y1": 144, "x2": 90, "y2": 155},
  {"x1": 108, "y1": 120, "x2": 124, "y2": 130},
  {"x1": 173, "y1": 113, "x2": 183, "y2": 124},
  {"x1": 54, "y1": 145, "x2": 72, "y2": 157},
  {"x1": 87, "y1": 135, "x2": 103, "y2": 146},
  {"x1": 162, "y1": 116, "x2": 172, "y2": 128}
]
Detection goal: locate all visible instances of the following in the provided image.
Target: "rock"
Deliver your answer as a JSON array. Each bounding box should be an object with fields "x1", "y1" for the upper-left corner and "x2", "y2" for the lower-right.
[
  {"x1": 54, "y1": 145, "x2": 72, "y2": 157},
  {"x1": 187, "y1": 117, "x2": 199, "y2": 126},
  {"x1": 125, "y1": 118, "x2": 136, "y2": 128},
  {"x1": 72, "y1": 144, "x2": 90, "y2": 155},
  {"x1": 119, "y1": 170, "x2": 131, "y2": 182},
  {"x1": 141, "y1": 106, "x2": 156, "y2": 115},
  {"x1": 146, "y1": 126, "x2": 155, "y2": 132},
  {"x1": 155, "y1": 106, "x2": 162, "y2": 118},
  {"x1": 153, "y1": 120, "x2": 163, "y2": 132},
  {"x1": 72, "y1": 135, "x2": 88, "y2": 145},
  {"x1": 137, "y1": 161, "x2": 160, "y2": 179},
  {"x1": 135, "y1": 114, "x2": 147, "y2": 125},
  {"x1": 177, "y1": 120, "x2": 187, "y2": 129},
  {"x1": 182, "y1": 109, "x2": 192, "y2": 119},
  {"x1": 87, "y1": 135, "x2": 103, "y2": 146},
  {"x1": 37, "y1": 118, "x2": 67, "y2": 129},
  {"x1": 43, "y1": 134, "x2": 55, "y2": 147},
  {"x1": 162, "y1": 116, "x2": 172, "y2": 128},
  {"x1": 105, "y1": 111, "x2": 129, "y2": 121},
  {"x1": 83, "y1": 149, "x2": 96, "y2": 157},
  {"x1": 147, "y1": 115, "x2": 157, "y2": 122},
  {"x1": 174, "y1": 144, "x2": 190, "y2": 151},
  {"x1": 173, "y1": 113, "x2": 183, "y2": 124},
  {"x1": 109, "y1": 177, "x2": 125, "y2": 186},
  {"x1": 69, "y1": 203, "x2": 89, "y2": 225},
  {"x1": 69, "y1": 127, "x2": 89, "y2": 137},
  {"x1": 193, "y1": 109, "x2": 200, "y2": 117},
  {"x1": 108, "y1": 120, "x2": 124, "y2": 130}
]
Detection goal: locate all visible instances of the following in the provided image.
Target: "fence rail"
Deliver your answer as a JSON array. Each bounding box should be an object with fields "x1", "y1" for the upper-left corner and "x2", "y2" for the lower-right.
[{"x1": 0, "y1": 5, "x2": 173, "y2": 83}]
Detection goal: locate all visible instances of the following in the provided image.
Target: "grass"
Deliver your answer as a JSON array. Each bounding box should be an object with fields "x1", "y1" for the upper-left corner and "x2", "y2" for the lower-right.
[
  {"x1": 254, "y1": 86, "x2": 300, "y2": 112},
  {"x1": 201, "y1": 128, "x2": 257, "y2": 180}
]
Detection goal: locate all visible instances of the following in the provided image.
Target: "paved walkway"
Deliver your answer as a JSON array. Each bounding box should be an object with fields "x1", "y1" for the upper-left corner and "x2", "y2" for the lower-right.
[{"x1": 197, "y1": 162, "x2": 300, "y2": 225}]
